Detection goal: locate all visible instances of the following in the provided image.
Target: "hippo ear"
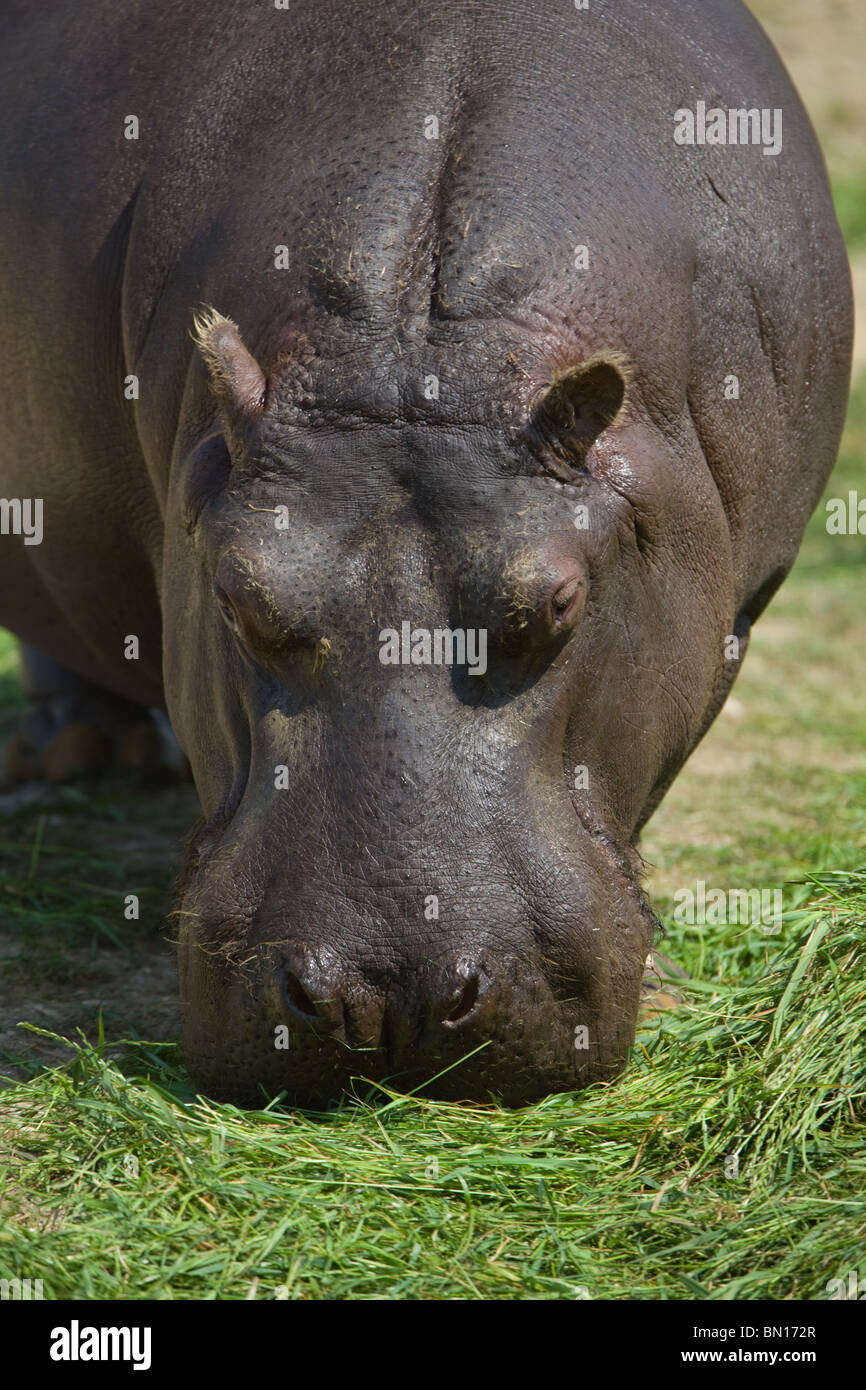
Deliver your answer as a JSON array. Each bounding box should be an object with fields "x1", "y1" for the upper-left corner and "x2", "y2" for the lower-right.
[
  {"x1": 191, "y1": 308, "x2": 267, "y2": 419},
  {"x1": 531, "y1": 352, "x2": 631, "y2": 456}
]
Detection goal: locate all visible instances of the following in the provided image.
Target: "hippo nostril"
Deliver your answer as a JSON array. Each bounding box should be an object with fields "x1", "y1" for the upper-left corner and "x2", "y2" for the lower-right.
[
  {"x1": 283, "y1": 970, "x2": 320, "y2": 1019},
  {"x1": 444, "y1": 973, "x2": 480, "y2": 1025}
]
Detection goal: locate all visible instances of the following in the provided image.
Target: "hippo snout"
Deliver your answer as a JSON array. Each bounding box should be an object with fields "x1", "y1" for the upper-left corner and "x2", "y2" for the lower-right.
[
  {"x1": 277, "y1": 948, "x2": 487, "y2": 1045},
  {"x1": 179, "y1": 873, "x2": 651, "y2": 1109}
]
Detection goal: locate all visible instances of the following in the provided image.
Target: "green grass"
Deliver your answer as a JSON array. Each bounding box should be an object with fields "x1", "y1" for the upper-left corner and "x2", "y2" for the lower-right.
[
  {"x1": 832, "y1": 170, "x2": 866, "y2": 254},
  {"x1": 0, "y1": 118, "x2": 864, "y2": 1302},
  {"x1": 0, "y1": 783, "x2": 186, "y2": 964},
  {"x1": 0, "y1": 872, "x2": 862, "y2": 1300},
  {"x1": 0, "y1": 634, "x2": 25, "y2": 715}
]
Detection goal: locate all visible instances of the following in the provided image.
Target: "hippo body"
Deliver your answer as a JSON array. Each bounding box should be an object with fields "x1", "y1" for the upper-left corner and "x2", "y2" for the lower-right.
[{"x1": 0, "y1": 0, "x2": 851, "y2": 1104}]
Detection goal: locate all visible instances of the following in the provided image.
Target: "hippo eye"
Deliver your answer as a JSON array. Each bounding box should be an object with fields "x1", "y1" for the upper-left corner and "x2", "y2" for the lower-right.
[
  {"x1": 214, "y1": 587, "x2": 238, "y2": 628},
  {"x1": 183, "y1": 431, "x2": 232, "y2": 533},
  {"x1": 550, "y1": 572, "x2": 586, "y2": 629},
  {"x1": 553, "y1": 577, "x2": 579, "y2": 612}
]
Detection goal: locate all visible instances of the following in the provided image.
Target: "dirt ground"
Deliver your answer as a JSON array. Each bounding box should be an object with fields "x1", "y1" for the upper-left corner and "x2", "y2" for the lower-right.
[{"x1": 0, "y1": 781, "x2": 194, "y2": 1080}]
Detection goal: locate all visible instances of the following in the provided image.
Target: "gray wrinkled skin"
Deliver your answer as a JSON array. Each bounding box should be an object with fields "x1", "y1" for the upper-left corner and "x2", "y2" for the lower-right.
[{"x1": 0, "y1": 0, "x2": 852, "y2": 1105}]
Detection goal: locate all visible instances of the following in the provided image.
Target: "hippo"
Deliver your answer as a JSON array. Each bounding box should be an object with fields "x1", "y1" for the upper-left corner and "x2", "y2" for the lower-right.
[{"x1": 0, "y1": 0, "x2": 852, "y2": 1106}]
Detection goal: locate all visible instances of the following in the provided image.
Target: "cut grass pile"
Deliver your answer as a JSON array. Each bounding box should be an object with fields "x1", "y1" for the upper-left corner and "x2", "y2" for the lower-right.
[{"x1": 1, "y1": 870, "x2": 863, "y2": 1299}]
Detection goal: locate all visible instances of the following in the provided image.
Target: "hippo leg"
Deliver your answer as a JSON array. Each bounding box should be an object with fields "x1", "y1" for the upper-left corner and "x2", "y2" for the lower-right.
[{"x1": 4, "y1": 643, "x2": 181, "y2": 783}]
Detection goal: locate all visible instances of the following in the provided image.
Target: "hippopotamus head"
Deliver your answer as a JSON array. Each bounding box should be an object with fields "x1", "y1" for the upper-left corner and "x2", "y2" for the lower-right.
[{"x1": 166, "y1": 304, "x2": 735, "y2": 1107}]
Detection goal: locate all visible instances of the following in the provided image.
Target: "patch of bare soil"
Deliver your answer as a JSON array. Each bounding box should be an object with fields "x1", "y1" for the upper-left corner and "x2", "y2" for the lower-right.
[
  {"x1": 0, "y1": 782, "x2": 196, "y2": 1085},
  {"x1": 0, "y1": 934, "x2": 180, "y2": 1081}
]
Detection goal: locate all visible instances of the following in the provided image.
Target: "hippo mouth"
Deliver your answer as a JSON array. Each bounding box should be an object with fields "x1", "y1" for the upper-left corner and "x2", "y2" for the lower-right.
[{"x1": 173, "y1": 802, "x2": 660, "y2": 1109}]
